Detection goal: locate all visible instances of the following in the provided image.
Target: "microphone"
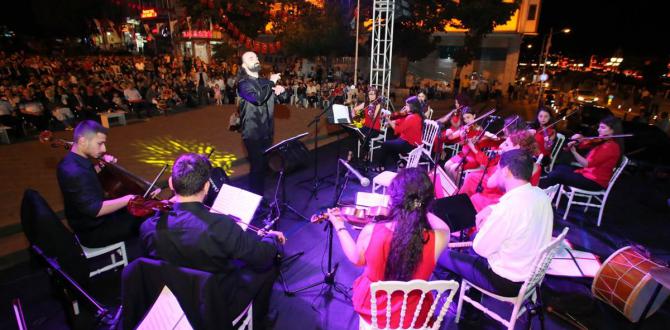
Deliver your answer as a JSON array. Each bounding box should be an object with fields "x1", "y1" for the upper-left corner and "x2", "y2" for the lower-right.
[{"x1": 339, "y1": 158, "x2": 370, "y2": 187}]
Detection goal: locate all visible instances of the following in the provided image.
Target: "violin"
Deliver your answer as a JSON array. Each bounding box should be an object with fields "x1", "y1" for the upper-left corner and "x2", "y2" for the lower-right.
[
  {"x1": 127, "y1": 196, "x2": 172, "y2": 217},
  {"x1": 564, "y1": 134, "x2": 633, "y2": 150},
  {"x1": 311, "y1": 205, "x2": 390, "y2": 227}
]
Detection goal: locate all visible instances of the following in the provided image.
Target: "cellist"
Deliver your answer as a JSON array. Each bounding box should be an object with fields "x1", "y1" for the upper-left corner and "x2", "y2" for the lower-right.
[{"x1": 57, "y1": 120, "x2": 159, "y2": 247}]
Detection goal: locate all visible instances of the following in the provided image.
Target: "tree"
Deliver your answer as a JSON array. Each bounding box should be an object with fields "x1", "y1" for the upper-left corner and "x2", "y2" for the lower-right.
[
  {"x1": 449, "y1": 0, "x2": 520, "y2": 79},
  {"x1": 277, "y1": 2, "x2": 354, "y2": 60}
]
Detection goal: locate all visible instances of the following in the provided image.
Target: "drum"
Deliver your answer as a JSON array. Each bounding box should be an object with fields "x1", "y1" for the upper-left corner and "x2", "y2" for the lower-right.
[
  {"x1": 267, "y1": 140, "x2": 308, "y2": 173},
  {"x1": 592, "y1": 246, "x2": 670, "y2": 322}
]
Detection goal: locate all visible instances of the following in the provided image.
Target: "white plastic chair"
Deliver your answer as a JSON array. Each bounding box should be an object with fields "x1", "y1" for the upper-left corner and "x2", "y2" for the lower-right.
[
  {"x1": 232, "y1": 302, "x2": 253, "y2": 330},
  {"x1": 455, "y1": 227, "x2": 569, "y2": 330},
  {"x1": 545, "y1": 133, "x2": 565, "y2": 173},
  {"x1": 358, "y1": 109, "x2": 391, "y2": 160},
  {"x1": 372, "y1": 147, "x2": 424, "y2": 194},
  {"x1": 79, "y1": 241, "x2": 128, "y2": 278},
  {"x1": 360, "y1": 279, "x2": 460, "y2": 330},
  {"x1": 399, "y1": 120, "x2": 440, "y2": 168},
  {"x1": 542, "y1": 184, "x2": 560, "y2": 203},
  {"x1": 555, "y1": 156, "x2": 628, "y2": 226}
]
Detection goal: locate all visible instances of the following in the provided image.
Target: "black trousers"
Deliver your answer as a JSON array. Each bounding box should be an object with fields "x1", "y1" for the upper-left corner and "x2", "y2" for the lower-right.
[
  {"x1": 539, "y1": 165, "x2": 603, "y2": 191},
  {"x1": 376, "y1": 138, "x2": 414, "y2": 168},
  {"x1": 243, "y1": 137, "x2": 272, "y2": 196},
  {"x1": 76, "y1": 210, "x2": 144, "y2": 248},
  {"x1": 437, "y1": 249, "x2": 522, "y2": 297}
]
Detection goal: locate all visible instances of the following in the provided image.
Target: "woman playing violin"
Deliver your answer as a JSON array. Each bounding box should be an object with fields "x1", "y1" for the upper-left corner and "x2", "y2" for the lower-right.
[
  {"x1": 530, "y1": 107, "x2": 557, "y2": 160},
  {"x1": 351, "y1": 86, "x2": 383, "y2": 139},
  {"x1": 373, "y1": 96, "x2": 424, "y2": 172},
  {"x1": 540, "y1": 115, "x2": 623, "y2": 191},
  {"x1": 433, "y1": 94, "x2": 469, "y2": 156},
  {"x1": 443, "y1": 107, "x2": 499, "y2": 182},
  {"x1": 325, "y1": 168, "x2": 450, "y2": 329},
  {"x1": 57, "y1": 120, "x2": 160, "y2": 248}
]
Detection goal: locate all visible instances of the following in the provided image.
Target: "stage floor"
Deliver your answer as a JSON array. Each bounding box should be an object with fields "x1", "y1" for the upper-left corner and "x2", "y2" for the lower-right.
[{"x1": 1, "y1": 103, "x2": 670, "y2": 329}]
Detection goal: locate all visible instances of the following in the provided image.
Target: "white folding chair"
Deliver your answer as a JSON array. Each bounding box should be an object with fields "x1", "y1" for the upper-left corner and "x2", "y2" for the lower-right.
[
  {"x1": 372, "y1": 147, "x2": 424, "y2": 194},
  {"x1": 79, "y1": 240, "x2": 128, "y2": 278},
  {"x1": 399, "y1": 120, "x2": 440, "y2": 168},
  {"x1": 358, "y1": 109, "x2": 391, "y2": 160},
  {"x1": 456, "y1": 228, "x2": 569, "y2": 330},
  {"x1": 542, "y1": 184, "x2": 560, "y2": 203},
  {"x1": 433, "y1": 166, "x2": 458, "y2": 198},
  {"x1": 232, "y1": 302, "x2": 253, "y2": 330},
  {"x1": 545, "y1": 133, "x2": 565, "y2": 173},
  {"x1": 555, "y1": 156, "x2": 628, "y2": 226},
  {"x1": 360, "y1": 279, "x2": 460, "y2": 330}
]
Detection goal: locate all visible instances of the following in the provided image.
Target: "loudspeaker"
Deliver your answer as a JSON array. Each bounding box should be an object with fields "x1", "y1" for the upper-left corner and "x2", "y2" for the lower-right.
[{"x1": 429, "y1": 194, "x2": 477, "y2": 232}]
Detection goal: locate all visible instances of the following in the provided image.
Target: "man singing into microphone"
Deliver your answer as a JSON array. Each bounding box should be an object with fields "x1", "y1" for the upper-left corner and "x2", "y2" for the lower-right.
[{"x1": 236, "y1": 52, "x2": 288, "y2": 196}]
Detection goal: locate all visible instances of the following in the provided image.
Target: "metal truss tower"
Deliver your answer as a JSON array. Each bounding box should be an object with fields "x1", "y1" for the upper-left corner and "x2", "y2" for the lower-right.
[{"x1": 369, "y1": 0, "x2": 396, "y2": 106}]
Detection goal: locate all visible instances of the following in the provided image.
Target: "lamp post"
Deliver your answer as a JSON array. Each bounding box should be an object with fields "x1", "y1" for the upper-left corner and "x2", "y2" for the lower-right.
[{"x1": 537, "y1": 28, "x2": 571, "y2": 107}]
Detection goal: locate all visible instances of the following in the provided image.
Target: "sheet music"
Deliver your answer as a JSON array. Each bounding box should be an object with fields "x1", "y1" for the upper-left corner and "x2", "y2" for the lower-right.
[
  {"x1": 210, "y1": 184, "x2": 261, "y2": 231},
  {"x1": 546, "y1": 239, "x2": 601, "y2": 278},
  {"x1": 356, "y1": 192, "x2": 389, "y2": 207},
  {"x1": 332, "y1": 104, "x2": 351, "y2": 123},
  {"x1": 137, "y1": 286, "x2": 194, "y2": 330}
]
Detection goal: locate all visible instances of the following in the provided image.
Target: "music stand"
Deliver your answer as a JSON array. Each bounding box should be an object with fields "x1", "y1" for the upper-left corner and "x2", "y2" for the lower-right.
[
  {"x1": 264, "y1": 132, "x2": 310, "y2": 225},
  {"x1": 297, "y1": 102, "x2": 335, "y2": 200}
]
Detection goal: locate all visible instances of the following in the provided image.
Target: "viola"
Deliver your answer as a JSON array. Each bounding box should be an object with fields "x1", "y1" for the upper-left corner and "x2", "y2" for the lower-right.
[{"x1": 564, "y1": 134, "x2": 633, "y2": 150}]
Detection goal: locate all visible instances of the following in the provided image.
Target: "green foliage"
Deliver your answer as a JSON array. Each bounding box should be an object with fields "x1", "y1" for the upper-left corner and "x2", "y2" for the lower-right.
[
  {"x1": 450, "y1": 0, "x2": 521, "y2": 70},
  {"x1": 277, "y1": 2, "x2": 354, "y2": 59}
]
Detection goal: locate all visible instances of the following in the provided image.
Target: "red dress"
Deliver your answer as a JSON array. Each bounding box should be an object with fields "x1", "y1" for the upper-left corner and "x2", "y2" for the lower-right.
[
  {"x1": 353, "y1": 224, "x2": 437, "y2": 328},
  {"x1": 364, "y1": 103, "x2": 382, "y2": 131},
  {"x1": 460, "y1": 159, "x2": 542, "y2": 212},
  {"x1": 394, "y1": 113, "x2": 423, "y2": 146},
  {"x1": 448, "y1": 126, "x2": 485, "y2": 170}
]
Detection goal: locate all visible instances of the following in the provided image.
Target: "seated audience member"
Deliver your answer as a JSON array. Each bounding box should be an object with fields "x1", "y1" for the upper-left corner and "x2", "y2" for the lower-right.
[
  {"x1": 436, "y1": 149, "x2": 553, "y2": 297},
  {"x1": 140, "y1": 153, "x2": 285, "y2": 328}
]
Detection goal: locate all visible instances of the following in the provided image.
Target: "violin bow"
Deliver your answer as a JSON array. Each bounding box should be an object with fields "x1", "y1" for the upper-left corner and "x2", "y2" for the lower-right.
[
  {"x1": 142, "y1": 164, "x2": 169, "y2": 198},
  {"x1": 542, "y1": 107, "x2": 581, "y2": 132},
  {"x1": 202, "y1": 204, "x2": 265, "y2": 234}
]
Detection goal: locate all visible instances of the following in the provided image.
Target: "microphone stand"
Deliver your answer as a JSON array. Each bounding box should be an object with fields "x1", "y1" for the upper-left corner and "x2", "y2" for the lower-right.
[
  {"x1": 475, "y1": 152, "x2": 496, "y2": 193},
  {"x1": 286, "y1": 154, "x2": 351, "y2": 301}
]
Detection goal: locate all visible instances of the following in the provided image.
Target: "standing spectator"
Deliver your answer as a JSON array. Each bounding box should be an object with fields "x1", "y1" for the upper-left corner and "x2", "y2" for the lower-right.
[{"x1": 193, "y1": 67, "x2": 209, "y2": 105}]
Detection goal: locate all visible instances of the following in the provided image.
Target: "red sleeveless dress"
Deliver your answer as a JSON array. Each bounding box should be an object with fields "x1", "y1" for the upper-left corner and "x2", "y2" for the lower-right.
[{"x1": 352, "y1": 224, "x2": 437, "y2": 328}]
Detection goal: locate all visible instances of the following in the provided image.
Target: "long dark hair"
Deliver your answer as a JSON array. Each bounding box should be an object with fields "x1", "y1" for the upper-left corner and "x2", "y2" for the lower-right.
[
  {"x1": 383, "y1": 168, "x2": 435, "y2": 281},
  {"x1": 405, "y1": 95, "x2": 425, "y2": 131},
  {"x1": 533, "y1": 107, "x2": 553, "y2": 129},
  {"x1": 600, "y1": 115, "x2": 625, "y2": 160}
]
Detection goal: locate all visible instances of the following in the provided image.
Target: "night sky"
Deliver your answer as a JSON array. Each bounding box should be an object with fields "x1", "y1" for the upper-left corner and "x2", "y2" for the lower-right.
[
  {"x1": 537, "y1": 0, "x2": 669, "y2": 60},
  {"x1": 1, "y1": 0, "x2": 668, "y2": 61}
]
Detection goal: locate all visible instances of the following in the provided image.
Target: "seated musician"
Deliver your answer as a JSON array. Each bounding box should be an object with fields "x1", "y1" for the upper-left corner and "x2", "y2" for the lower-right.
[
  {"x1": 351, "y1": 86, "x2": 383, "y2": 140},
  {"x1": 540, "y1": 115, "x2": 623, "y2": 191},
  {"x1": 433, "y1": 94, "x2": 468, "y2": 159},
  {"x1": 139, "y1": 153, "x2": 285, "y2": 328},
  {"x1": 460, "y1": 119, "x2": 542, "y2": 212},
  {"x1": 443, "y1": 107, "x2": 499, "y2": 182},
  {"x1": 530, "y1": 107, "x2": 557, "y2": 163},
  {"x1": 57, "y1": 120, "x2": 149, "y2": 247},
  {"x1": 325, "y1": 168, "x2": 450, "y2": 328},
  {"x1": 373, "y1": 96, "x2": 424, "y2": 172},
  {"x1": 436, "y1": 149, "x2": 553, "y2": 297}
]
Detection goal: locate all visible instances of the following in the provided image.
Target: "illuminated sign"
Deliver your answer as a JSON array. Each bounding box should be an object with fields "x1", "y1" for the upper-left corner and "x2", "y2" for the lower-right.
[
  {"x1": 141, "y1": 9, "x2": 158, "y2": 19},
  {"x1": 181, "y1": 30, "x2": 223, "y2": 39}
]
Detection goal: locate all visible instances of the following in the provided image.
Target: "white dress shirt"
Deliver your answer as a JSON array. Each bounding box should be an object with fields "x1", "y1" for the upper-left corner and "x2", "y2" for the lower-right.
[{"x1": 473, "y1": 183, "x2": 553, "y2": 282}]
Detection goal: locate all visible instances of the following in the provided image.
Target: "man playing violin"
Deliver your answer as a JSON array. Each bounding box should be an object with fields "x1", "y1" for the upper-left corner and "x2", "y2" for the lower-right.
[
  {"x1": 540, "y1": 116, "x2": 623, "y2": 191},
  {"x1": 140, "y1": 153, "x2": 285, "y2": 328},
  {"x1": 57, "y1": 120, "x2": 154, "y2": 248}
]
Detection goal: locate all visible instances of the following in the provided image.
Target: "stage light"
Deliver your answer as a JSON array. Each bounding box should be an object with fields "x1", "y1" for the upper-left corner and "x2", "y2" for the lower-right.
[{"x1": 134, "y1": 137, "x2": 237, "y2": 175}]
